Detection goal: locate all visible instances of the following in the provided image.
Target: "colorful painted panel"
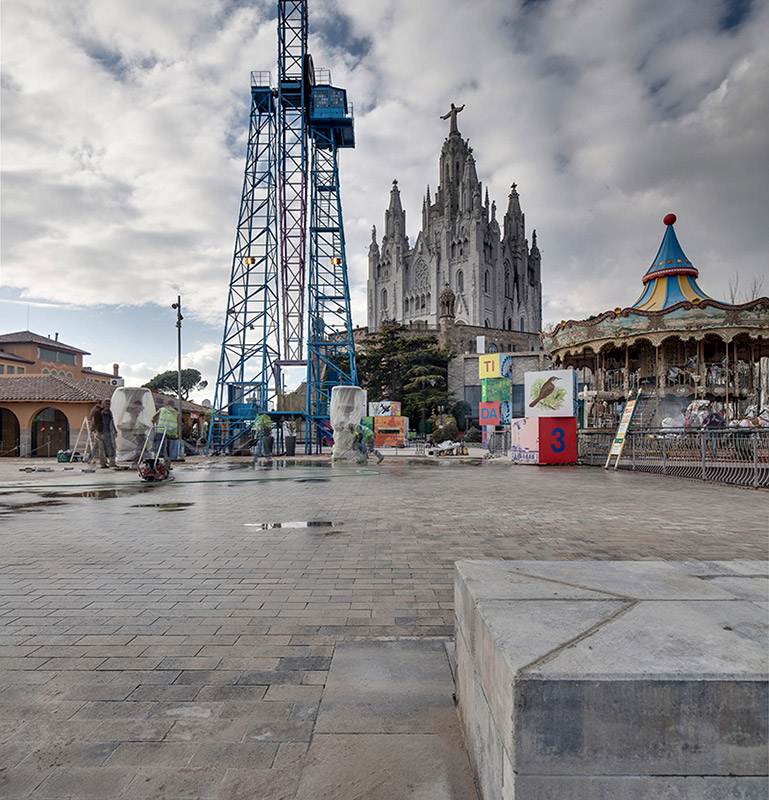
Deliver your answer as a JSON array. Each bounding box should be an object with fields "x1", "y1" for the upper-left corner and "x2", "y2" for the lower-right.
[
  {"x1": 524, "y1": 370, "x2": 578, "y2": 418},
  {"x1": 538, "y1": 417, "x2": 577, "y2": 464},
  {"x1": 374, "y1": 415, "x2": 407, "y2": 446},
  {"x1": 482, "y1": 377, "x2": 512, "y2": 402},
  {"x1": 479, "y1": 402, "x2": 501, "y2": 425},
  {"x1": 478, "y1": 353, "x2": 500, "y2": 379},
  {"x1": 499, "y1": 401, "x2": 513, "y2": 424},
  {"x1": 368, "y1": 401, "x2": 401, "y2": 417},
  {"x1": 510, "y1": 417, "x2": 539, "y2": 464}
]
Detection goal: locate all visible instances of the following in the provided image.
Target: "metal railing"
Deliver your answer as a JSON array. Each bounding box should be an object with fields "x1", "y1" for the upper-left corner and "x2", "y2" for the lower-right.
[{"x1": 579, "y1": 428, "x2": 769, "y2": 488}]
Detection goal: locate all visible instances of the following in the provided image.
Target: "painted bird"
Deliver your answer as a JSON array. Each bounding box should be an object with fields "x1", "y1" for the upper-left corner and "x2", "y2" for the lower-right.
[{"x1": 529, "y1": 376, "x2": 560, "y2": 407}]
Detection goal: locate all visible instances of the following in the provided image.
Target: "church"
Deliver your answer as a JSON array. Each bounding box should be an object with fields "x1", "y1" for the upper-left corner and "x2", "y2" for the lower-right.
[{"x1": 366, "y1": 104, "x2": 543, "y2": 340}]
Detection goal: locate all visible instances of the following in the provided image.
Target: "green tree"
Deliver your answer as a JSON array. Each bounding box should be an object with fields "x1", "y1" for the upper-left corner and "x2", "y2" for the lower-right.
[
  {"x1": 356, "y1": 323, "x2": 453, "y2": 427},
  {"x1": 143, "y1": 369, "x2": 207, "y2": 400}
]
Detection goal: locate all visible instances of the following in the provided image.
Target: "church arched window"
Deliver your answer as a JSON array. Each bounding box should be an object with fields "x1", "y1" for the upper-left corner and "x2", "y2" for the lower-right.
[
  {"x1": 484, "y1": 319, "x2": 490, "y2": 328},
  {"x1": 404, "y1": 298, "x2": 409, "y2": 314},
  {"x1": 520, "y1": 316, "x2": 525, "y2": 332},
  {"x1": 507, "y1": 318, "x2": 512, "y2": 330},
  {"x1": 421, "y1": 294, "x2": 426, "y2": 310},
  {"x1": 451, "y1": 242, "x2": 456, "y2": 259},
  {"x1": 488, "y1": 343, "x2": 498, "y2": 353},
  {"x1": 484, "y1": 270, "x2": 490, "y2": 294},
  {"x1": 504, "y1": 264, "x2": 511, "y2": 298},
  {"x1": 456, "y1": 270, "x2": 464, "y2": 292},
  {"x1": 381, "y1": 288, "x2": 388, "y2": 310}
]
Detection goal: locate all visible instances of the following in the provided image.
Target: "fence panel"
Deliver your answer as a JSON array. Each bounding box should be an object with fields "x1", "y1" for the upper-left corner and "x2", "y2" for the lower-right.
[{"x1": 579, "y1": 429, "x2": 769, "y2": 488}]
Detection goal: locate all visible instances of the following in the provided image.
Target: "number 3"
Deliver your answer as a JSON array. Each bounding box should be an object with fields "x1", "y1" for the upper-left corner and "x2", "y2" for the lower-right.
[{"x1": 551, "y1": 427, "x2": 565, "y2": 453}]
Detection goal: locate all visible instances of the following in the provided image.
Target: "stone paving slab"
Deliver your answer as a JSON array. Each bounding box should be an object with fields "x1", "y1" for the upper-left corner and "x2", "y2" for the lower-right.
[{"x1": 0, "y1": 458, "x2": 767, "y2": 799}]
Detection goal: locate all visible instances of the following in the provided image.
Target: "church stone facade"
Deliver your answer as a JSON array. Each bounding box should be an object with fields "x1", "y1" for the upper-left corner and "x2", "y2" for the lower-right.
[{"x1": 367, "y1": 110, "x2": 543, "y2": 338}]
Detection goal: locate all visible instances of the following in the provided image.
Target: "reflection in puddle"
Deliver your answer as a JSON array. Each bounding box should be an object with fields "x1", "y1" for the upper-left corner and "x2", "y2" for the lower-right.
[
  {"x1": 244, "y1": 521, "x2": 334, "y2": 529},
  {"x1": 130, "y1": 502, "x2": 194, "y2": 512},
  {"x1": 293, "y1": 478, "x2": 330, "y2": 483}
]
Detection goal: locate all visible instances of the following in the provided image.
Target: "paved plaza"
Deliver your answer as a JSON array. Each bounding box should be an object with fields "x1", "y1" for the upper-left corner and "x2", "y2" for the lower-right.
[{"x1": 0, "y1": 456, "x2": 767, "y2": 799}]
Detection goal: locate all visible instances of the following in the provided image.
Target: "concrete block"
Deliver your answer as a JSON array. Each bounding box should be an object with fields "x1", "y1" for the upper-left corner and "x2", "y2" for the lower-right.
[{"x1": 455, "y1": 560, "x2": 769, "y2": 800}]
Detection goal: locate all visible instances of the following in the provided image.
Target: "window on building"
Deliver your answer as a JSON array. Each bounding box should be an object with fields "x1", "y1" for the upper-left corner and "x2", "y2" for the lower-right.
[
  {"x1": 0, "y1": 365, "x2": 4, "y2": 374},
  {"x1": 469, "y1": 340, "x2": 475, "y2": 353},
  {"x1": 18, "y1": 367, "x2": 25, "y2": 374},
  {"x1": 66, "y1": 372, "x2": 72, "y2": 377},
  {"x1": 507, "y1": 318, "x2": 512, "y2": 330},
  {"x1": 404, "y1": 298, "x2": 409, "y2": 314},
  {"x1": 420, "y1": 294, "x2": 426, "y2": 310},
  {"x1": 7, "y1": 366, "x2": 15, "y2": 374},
  {"x1": 484, "y1": 270, "x2": 490, "y2": 294},
  {"x1": 381, "y1": 288, "x2": 388, "y2": 309},
  {"x1": 42, "y1": 368, "x2": 49, "y2": 374},
  {"x1": 484, "y1": 319, "x2": 490, "y2": 328},
  {"x1": 451, "y1": 242, "x2": 456, "y2": 259},
  {"x1": 488, "y1": 343, "x2": 498, "y2": 353},
  {"x1": 50, "y1": 370, "x2": 57, "y2": 376},
  {"x1": 520, "y1": 317, "x2": 525, "y2": 332},
  {"x1": 38, "y1": 347, "x2": 76, "y2": 365},
  {"x1": 456, "y1": 270, "x2": 464, "y2": 292}
]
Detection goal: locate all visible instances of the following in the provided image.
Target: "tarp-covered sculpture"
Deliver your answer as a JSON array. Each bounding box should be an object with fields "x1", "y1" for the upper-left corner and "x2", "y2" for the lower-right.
[
  {"x1": 112, "y1": 387, "x2": 156, "y2": 465},
  {"x1": 330, "y1": 385, "x2": 366, "y2": 462}
]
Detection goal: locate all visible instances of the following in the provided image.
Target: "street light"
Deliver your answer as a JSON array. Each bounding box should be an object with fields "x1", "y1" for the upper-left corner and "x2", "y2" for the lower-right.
[{"x1": 171, "y1": 296, "x2": 184, "y2": 461}]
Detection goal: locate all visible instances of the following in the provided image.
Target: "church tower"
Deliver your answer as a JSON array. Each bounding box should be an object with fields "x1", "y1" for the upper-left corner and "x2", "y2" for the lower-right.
[{"x1": 367, "y1": 106, "x2": 542, "y2": 336}]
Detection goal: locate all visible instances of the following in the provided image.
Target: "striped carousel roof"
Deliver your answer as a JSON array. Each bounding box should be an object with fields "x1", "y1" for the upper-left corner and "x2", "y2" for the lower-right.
[{"x1": 632, "y1": 213, "x2": 714, "y2": 311}]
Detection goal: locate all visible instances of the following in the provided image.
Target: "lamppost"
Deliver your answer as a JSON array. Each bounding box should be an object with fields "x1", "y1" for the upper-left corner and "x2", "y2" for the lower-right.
[{"x1": 171, "y1": 296, "x2": 184, "y2": 461}]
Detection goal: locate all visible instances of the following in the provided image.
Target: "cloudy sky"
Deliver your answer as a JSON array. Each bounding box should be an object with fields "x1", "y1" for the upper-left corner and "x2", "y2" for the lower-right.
[{"x1": 2, "y1": 0, "x2": 767, "y2": 402}]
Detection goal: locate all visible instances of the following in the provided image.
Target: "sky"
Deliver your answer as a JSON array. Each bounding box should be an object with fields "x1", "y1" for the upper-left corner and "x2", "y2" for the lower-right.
[{"x1": 2, "y1": 0, "x2": 768, "y2": 404}]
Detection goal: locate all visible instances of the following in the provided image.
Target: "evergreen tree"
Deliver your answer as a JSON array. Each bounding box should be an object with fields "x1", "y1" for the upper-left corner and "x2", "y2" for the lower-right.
[{"x1": 356, "y1": 323, "x2": 453, "y2": 426}]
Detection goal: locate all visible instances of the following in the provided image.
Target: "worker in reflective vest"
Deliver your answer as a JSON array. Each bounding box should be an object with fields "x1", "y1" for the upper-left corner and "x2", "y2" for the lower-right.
[{"x1": 153, "y1": 406, "x2": 178, "y2": 466}]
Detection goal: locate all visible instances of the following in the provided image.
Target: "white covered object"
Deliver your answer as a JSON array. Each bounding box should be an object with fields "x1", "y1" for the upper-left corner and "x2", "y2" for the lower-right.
[
  {"x1": 112, "y1": 387, "x2": 156, "y2": 463},
  {"x1": 330, "y1": 385, "x2": 366, "y2": 461}
]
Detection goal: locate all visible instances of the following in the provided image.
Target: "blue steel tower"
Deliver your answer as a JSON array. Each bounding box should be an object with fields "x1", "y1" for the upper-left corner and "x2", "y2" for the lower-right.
[{"x1": 208, "y1": 0, "x2": 357, "y2": 454}]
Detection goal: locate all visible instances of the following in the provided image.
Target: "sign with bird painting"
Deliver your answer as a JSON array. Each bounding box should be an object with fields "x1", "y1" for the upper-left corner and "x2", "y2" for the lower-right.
[{"x1": 524, "y1": 370, "x2": 578, "y2": 418}]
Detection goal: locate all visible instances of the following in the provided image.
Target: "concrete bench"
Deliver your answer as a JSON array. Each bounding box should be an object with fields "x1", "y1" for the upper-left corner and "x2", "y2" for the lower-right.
[{"x1": 454, "y1": 560, "x2": 768, "y2": 800}]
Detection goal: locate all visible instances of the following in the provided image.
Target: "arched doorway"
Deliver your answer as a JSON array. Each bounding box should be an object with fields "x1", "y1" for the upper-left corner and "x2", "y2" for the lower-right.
[
  {"x1": 0, "y1": 408, "x2": 20, "y2": 457},
  {"x1": 31, "y1": 407, "x2": 69, "y2": 457}
]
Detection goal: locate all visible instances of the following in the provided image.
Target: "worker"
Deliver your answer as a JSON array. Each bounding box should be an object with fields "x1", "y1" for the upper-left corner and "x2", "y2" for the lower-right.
[{"x1": 152, "y1": 405, "x2": 178, "y2": 467}]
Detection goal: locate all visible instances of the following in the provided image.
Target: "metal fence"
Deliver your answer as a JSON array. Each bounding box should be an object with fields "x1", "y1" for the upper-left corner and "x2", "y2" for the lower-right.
[{"x1": 579, "y1": 428, "x2": 769, "y2": 488}]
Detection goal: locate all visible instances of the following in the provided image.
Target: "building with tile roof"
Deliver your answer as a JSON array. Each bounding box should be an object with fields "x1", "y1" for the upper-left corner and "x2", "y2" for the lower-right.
[
  {"x1": 0, "y1": 331, "x2": 120, "y2": 384},
  {"x1": 0, "y1": 376, "x2": 210, "y2": 459}
]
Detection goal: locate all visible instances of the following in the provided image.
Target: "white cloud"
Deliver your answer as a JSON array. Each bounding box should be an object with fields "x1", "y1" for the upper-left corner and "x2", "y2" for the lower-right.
[{"x1": 2, "y1": 0, "x2": 767, "y2": 370}]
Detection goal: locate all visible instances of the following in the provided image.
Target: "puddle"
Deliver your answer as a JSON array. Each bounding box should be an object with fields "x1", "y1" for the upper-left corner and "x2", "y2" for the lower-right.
[
  {"x1": 293, "y1": 478, "x2": 330, "y2": 483},
  {"x1": 42, "y1": 487, "x2": 157, "y2": 500},
  {"x1": 0, "y1": 499, "x2": 68, "y2": 515},
  {"x1": 130, "y1": 502, "x2": 195, "y2": 512},
  {"x1": 244, "y1": 521, "x2": 335, "y2": 529}
]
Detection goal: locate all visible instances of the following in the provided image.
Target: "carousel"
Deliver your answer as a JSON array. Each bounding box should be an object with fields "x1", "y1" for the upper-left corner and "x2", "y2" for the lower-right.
[{"x1": 542, "y1": 214, "x2": 769, "y2": 430}]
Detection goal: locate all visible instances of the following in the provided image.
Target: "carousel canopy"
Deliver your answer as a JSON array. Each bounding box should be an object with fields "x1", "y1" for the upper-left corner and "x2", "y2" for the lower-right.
[{"x1": 632, "y1": 214, "x2": 714, "y2": 311}]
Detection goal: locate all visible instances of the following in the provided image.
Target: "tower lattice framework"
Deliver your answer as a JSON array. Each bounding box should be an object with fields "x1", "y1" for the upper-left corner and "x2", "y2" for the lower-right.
[{"x1": 208, "y1": 0, "x2": 357, "y2": 455}]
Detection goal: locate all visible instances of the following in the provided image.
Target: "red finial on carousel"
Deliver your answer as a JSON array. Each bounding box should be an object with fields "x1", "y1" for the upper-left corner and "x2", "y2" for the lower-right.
[{"x1": 663, "y1": 213, "x2": 677, "y2": 226}]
